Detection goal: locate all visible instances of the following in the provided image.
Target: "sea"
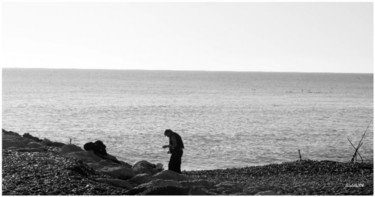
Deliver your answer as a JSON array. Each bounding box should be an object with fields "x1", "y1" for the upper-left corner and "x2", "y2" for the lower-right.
[{"x1": 2, "y1": 68, "x2": 373, "y2": 170}]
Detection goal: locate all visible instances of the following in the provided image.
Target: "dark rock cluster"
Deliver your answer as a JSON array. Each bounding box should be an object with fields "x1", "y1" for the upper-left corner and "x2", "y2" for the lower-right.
[{"x1": 2, "y1": 129, "x2": 374, "y2": 195}]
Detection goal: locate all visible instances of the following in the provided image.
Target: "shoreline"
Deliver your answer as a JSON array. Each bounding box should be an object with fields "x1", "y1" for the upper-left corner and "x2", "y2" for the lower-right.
[{"x1": 2, "y1": 129, "x2": 373, "y2": 195}]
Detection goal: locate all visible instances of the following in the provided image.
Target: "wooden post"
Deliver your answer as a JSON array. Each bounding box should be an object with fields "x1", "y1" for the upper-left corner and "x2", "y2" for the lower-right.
[{"x1": 348, "y1": 120, "x2": 372, "y2": 163}]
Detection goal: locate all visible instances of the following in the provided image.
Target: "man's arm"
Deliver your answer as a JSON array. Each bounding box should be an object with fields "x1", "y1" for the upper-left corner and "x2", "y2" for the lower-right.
[{"x1": 162, "y1": 135, "x2": 177, "y2": 149}]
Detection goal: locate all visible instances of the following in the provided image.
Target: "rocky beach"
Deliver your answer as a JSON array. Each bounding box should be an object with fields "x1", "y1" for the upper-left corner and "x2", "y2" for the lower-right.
[{"x1": 2, "y1": 129, "x2": 373, "y2": 195}]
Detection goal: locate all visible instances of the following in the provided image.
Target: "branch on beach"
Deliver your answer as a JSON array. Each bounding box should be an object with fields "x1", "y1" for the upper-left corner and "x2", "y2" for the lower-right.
[
  {"x1": 348, "y1": 120, "x2": 372, "y2": 163},
  {"x1": 347, "y1": 138, "x2": 363, "y2": 163}
]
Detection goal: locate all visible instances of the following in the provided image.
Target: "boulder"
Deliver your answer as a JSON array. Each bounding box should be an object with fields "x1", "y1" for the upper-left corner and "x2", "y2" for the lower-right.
[
  {"x1": 60, "y1": 144, "x2": 83, "y2": 154},
  {"x1": 94, "y1": 178, "x2": 133, "y2": 189},
  {"x1": 102, "y1": 154, "x2": 122, "y2": 164},
  {"x1": 132, "y1": 160, "x2": 160, "y2": 175},
  {"x1": 179, "y1": 179, "x2": 215, "y2": 188},
  {"x1": 152, "y1": 170, "x2": 189, "y2": 181},
  {"x1": 85, "y1": 162, "x2": 98, "y2": 170},
  {"x1": 2, "y1": 129, "x2": 21, "y2": 136},
  {"x1": 119, "y1": 160, "x2": 132, "y2": 168},
  {"x1": 23, "y1": 133, "x2": 43, "y2": 142},
  {"x1": 136, "y1": 179, "x2": 183, "y2": 190},
  {"x1": 84, "y1": 140, "x2": 107, "y2": 155},
  {"x1": 42, "y1": 138, "x2": 65, "y2": 147},
  {"x1": 125, "y1": 179, "x2": 183, "y2": 195},
  {"x1": 98, "y1": 166, "x2": 135, "y2": 180},
  {"x1": 98, "y1": 159, "x2": 121, "y2": 167},
  {"x1": 87, "y1": 158, "x2": 131, "y2": 171},
  {"x1": 156, "y1": 163, "x2": 164, "y2": 171},
  {"x1": 26, "y1": 142, "x2": 43, "y2": 148},
  {"x1": 255, "y1": 190, "x2": 279, "y2": 195},
  {"x1": 128, "y1": 173, "x2": 153, "y2": 184},
  {"x1": 2, "y1": 134, "x2": 31, "y2": 149},
  {"x1": 86, "y1": 162, "x2": 106, "y2": 171},
  {"x1": 66, "y1": 151, "x2": 103, "y2": 163},
  {"x1": 140, "y1": 186, "x2": 190, "y2": 195}
]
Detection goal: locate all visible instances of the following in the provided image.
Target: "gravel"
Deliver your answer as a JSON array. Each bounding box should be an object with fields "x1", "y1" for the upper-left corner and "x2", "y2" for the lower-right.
[
  {"x1": 2, "y1": 149, "x2": 129, "y2": 195},
  {"x1": 185, "y1": 160, "x2": 373, "y2": 195}
]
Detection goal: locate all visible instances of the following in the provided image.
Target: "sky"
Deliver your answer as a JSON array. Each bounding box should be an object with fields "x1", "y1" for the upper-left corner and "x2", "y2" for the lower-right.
[{"x1": 1, "y1": 1, "x2": 373, "y2": 73}]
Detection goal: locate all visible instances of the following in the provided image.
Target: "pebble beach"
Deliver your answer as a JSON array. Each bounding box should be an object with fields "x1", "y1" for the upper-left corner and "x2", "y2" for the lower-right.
[{"x1": 2, "y1": 129, "x2": 373, "y2": 195}]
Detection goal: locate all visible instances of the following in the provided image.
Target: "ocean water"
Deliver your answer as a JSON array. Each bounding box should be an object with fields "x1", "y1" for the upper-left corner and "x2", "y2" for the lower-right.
[{"x1": 2, "y1": 68, "x2": 373, "y2": 170}]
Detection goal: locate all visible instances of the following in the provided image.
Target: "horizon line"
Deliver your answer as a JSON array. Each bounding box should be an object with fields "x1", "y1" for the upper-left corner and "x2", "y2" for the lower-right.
[{"x1": 2, "y1": 67, "x2": 373, "y2": 75}]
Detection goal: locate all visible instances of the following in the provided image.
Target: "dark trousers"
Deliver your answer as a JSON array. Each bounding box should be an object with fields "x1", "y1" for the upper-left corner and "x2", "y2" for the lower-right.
[{"x1": 169, "y1": 149, "x2": 183, "y2": 174}]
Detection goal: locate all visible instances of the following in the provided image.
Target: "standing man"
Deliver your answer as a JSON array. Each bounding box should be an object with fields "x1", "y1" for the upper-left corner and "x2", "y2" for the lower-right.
[{"x1": 162, "y1": 129, "x2": 184, "y2": 173}]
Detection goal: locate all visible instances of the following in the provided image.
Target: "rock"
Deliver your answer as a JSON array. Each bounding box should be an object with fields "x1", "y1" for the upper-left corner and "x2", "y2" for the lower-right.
[
  {"x1": 86, "y1": 162, "x2": 107, "y2": 171},
  {"x1": 94, "y1": 178, "x2": 133, "y2": 189},
  {"x1": 255, "y1": 190, "x2": 279, "y2": 195},
  {"x1": 136, "y1": 179, "x2": 183, "y2": 190},
  {"x1": 60, "y1": 144, "x2": 83, "y2": 154},
  {"x1": 98, "y1": 166, "x2": 135, "y2": 180},
  {"x1": 101, "y1": 154, "x2": 122, "y2": 164},
  {"x1": 66, "y1": 151, "x2": 103, "y2": 163},
  {"x1": 152, "y1": 170, "x2": 189, "y2": 181},
  {"x1": 132, "y1": 160, "x2": 160, "y2": 175},
  {"x1": 119, "y1": 160, "x2": 132, "y2": 168},
  {"x1": 156, "y1": 163, "x2": 164, "y2": 171},
  {"x1": 87, "y1": 158, "x2": 132, "y2": 171},
  {"x1": 2, "y1": 129, "x2": 21, "y2": 136},
  {"x1": 214, "y1": 181, "x2": 243, "y2": 194},
  {"x1": 26, "y1": 142, "x2": 43, "y2": 148},
  {"x1": 84, "y1": 140, "x2": 108, "y2": 155},
  {"x1": 23, "y1": 133, "x2": 43, "y2": 142},
  {"x1": 128, "y1": 173, "x2": 153, "y2": 184},
  {"x1": 98, "y1": 159, "x2": 121, "y2": 167},
  {"x1": 125, "y1": 179, "x2": 184, "y2": 195},
  {"x1": 179, "y1": 179, "x2": 215, "y2": 188},
  {"x1": 2, "y1": 133, "x2": 31, "y2": 149},
  {"x1": 124, "y1": 187, "x2": 149, "y2": 195},
  {"x1": 140, "y1": 186, "x2": 189, "y2": 195},
  {"x1": 41, "y1": 138, "x2": 65, "y2": 147},
  {"x1": 66, "y1": 161, "x2": 96, "y2": 177},
  {"x1": 86, "y1": 162, "x2": 101, "y2": 170}
]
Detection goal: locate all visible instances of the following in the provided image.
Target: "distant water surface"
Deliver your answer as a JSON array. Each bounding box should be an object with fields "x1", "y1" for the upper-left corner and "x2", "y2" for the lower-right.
[{"x1": 2, "y1": 68, "x2": 373, "y2": 170}]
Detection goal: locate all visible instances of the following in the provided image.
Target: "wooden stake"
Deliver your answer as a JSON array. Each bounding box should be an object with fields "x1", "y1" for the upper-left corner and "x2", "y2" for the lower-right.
[
  {"x1": 348, "y1": 120, "x2": 372, "y2": 163},
  {"x1": 348, "y1": 138, "x2": 363, "y2": 163}
]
